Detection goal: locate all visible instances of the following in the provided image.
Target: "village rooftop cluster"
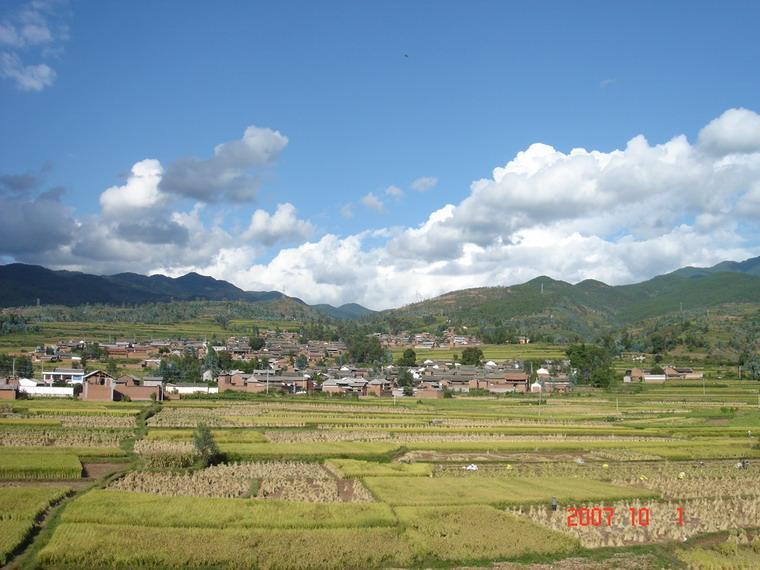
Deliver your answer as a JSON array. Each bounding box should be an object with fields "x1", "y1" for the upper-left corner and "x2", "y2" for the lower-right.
[{"x1": 0, "y1": 331, "x2": 701, "y2": 403}]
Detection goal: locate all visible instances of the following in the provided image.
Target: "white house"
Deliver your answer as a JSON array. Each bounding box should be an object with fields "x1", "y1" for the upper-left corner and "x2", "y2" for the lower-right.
[{"x1": 42, "y1": 368, "x2": 85, "y2": 385}]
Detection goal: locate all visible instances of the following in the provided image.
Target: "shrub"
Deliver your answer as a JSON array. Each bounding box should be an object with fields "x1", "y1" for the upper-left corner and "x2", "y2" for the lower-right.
[
  {"x1": 192, "y1": 423, "x2": 221, "y2": 466},
  {"x1": 714, "y1": 537, "x2": 738, "y2": 557}
]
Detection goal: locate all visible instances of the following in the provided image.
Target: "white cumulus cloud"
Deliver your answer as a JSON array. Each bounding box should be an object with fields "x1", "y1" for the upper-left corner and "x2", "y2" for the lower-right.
[
  {"x1": 99, "y1": 159, "x2": 165, "y2": 215},
  {"x1": 698, "y1": 108, "x2": 760, "y2": 156},
  {"x1": 243, "y1": 202, "x2": 314, "y2": 245}
]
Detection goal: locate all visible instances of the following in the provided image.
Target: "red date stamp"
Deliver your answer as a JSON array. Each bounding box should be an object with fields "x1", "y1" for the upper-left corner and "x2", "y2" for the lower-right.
[{"x1": 566, "y1": 506, "x2": 684, "y2": 527}]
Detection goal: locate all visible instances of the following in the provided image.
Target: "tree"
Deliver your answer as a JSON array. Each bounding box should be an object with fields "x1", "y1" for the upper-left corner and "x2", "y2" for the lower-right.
[
  {"x1": 460, "y1": 347, "x2": 484, "y2": 366},
  {"x1": 396, "y1": 348, "x2": 416, "y2": 367},
  {"x1": 397, "y1": 369, "x2": 414, "y2": 388},
  {"x1": 0, "y1": 355, "x2": 33, "y2": 378},
  {"x1": 159, "y1": 353, "x2": 202, "y2": 383},
  {"x1": 566, "y1": 344, "x2": 614, "y2": 388},
  {"x1": 249, "y1": 336, "x2": 265, "y2": 351},
  {"x1": 204, "y1": 347, "x2": 221, "y2": 376},
  {"x1": 345, "y1": 334, "x2": 387, "y2": 364},
  {"x1": 745, "y1": 355, "x2": 760, "y2": 380},
  {"x1": 650, "y1": 365, "x2": 665, "y2": 375},
  {"x1": 106, "y1": 359, "x2": 119, "y2": 377},
  {"x1": 192, "y1": 423, "x2": 221, "y2": 466},
  {"x1": 214, "y1": 314, "x2": 230, "y2": 330}
]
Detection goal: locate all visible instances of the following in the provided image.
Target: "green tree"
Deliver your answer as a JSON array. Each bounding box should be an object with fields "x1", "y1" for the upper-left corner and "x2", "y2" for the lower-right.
[
  {"x1": 0, "y1": 354, "x2": 33, "y2": 377},
  {"x1": 345, "y1": 334, "x2": 387, "y2": 364},
  {"x1": 745, "y1": 355, "x2": 760, "y2": 380},
  {"x1": 396, "y1": 348, "x2": 416, "y2": 367},
  {"x1": 566, "y1": 344, "x2": 614, "y2": 388},
  {"x1": 192, "y1": 423, "x2": 221, "y2": 466},
  {"x1": 204, "y1": 347, "x2": 221, "y2": 376},
  {"x1": 249, "y1": 336, "x2": 265, "y2": 350},
  {"x1": 106, "y1": 359, "x2": 119, "y2": 377},
  {"x1": 460, "y1": 347, "x2": 484, "y2": 366},
  {"x1": 397, "y1": 368, "x2": 414, "y2": 387},
  {"x1": 214, "y1": 314, "x2": 230, "y2": 330}
]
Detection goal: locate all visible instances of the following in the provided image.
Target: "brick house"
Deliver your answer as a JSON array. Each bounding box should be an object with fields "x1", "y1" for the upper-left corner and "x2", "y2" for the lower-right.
[
  {"x1": 0, "y1": 382, "x2": 17, "y2": 400},
  {"x1": 469, "y1": 371, "x2": 529, "y2": 393},
  {"x1": 81, "y1": 371, "x2": 162, "y2": 401}
]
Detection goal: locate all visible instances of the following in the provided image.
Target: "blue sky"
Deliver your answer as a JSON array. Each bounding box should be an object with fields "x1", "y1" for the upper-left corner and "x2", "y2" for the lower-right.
[{"x1": 1, "y1": 1, "x2": 759, "y2": 308}]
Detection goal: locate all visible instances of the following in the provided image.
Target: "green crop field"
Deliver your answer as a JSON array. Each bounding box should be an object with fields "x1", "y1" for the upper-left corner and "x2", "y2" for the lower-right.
[
  {"x1": 3, "y1": 378, "x2": 760, "y2": 568},
  {"x1": 0, "y1": 487, "x2": 70, "y2": 521},
  {"x1": 397, "y1": 505, "x2": 579, "y2": 562},
  {"x1": 62, "y1": 490, "x2": 397, "y2": 529},
  {"x1": 38, "y1": 523, "x2": 414, "y2": 569},
  {"x1": 363, "y1": 476, "x2": 656, "y2": 506},
  {"x1": 0, "y1": 487, "x2": 69, "y2": 565},
  {"x1": 0, "y1": 452, "x2": 82, "y2": 479},
  {"x1": 0, "y1": 317, "x2": 302, "y2": 352},
  {"x1": 391, "y1": 343, "x2": 568, "y2": 361}
]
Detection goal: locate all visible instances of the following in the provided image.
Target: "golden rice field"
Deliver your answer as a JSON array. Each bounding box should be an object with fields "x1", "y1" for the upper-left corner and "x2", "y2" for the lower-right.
[{"x1": 2, "y1": 379, "x2": 760, "y2": 568}]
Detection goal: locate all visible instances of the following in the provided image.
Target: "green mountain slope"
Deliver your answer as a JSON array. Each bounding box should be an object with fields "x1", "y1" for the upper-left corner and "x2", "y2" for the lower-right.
[
  {"x1": 378, "y1": 257, "x2": 760, "y2": 338},
  {"x1": 312, "y1": 303, "x2": 377, "y2": 320}
]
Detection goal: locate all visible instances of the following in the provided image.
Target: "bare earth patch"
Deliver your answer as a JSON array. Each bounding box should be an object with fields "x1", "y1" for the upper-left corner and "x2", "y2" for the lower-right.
[{"x1": 82, "y1": 462, "x2": 129, "y2": 479}]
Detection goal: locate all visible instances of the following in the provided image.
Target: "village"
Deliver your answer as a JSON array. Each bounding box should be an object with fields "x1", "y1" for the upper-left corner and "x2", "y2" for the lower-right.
[{"x1": 0, "y1": 331, "x2": 702, "y2": 403}]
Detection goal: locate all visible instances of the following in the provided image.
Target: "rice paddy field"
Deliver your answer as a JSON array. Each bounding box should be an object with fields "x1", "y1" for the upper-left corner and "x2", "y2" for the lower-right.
[{"x1": 1, "y1": 380, "x2": 759, "y2": 568}]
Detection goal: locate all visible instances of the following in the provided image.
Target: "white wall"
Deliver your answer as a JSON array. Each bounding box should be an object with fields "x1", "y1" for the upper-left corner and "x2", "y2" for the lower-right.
[{"x1": 19, "y1": 386, "x2": 74, "y2": 398}]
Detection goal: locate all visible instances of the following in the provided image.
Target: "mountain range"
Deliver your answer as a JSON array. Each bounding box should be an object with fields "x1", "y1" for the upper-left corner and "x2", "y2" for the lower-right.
[
  {"x1": 380, "y1": 256, "x2": 760, "y2": 338},
  {"x1": 0, "y1": 264, "x2": 375, "y2": 320},
  {"x1": 0, "y1": 257, "x2": 758, "y2": 331}
]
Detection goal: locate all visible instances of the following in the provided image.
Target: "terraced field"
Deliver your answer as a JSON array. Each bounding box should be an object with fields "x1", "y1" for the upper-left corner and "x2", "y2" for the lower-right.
[{"x1": 1, "y1": 380, "x2": 759, "y2": 568}]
